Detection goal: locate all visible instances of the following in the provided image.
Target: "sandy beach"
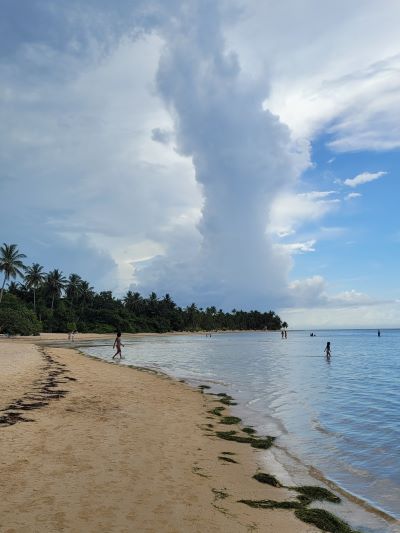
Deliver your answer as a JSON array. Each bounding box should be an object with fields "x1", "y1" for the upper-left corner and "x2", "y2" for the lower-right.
[{"x1": 0, "y1": 335, "x2": 319, "y2": 532}]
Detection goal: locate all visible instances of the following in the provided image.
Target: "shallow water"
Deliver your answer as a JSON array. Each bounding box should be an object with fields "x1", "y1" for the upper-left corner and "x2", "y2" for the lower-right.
[{"x1": 82, "y1": 330, "x2": 400, "y2": 532}]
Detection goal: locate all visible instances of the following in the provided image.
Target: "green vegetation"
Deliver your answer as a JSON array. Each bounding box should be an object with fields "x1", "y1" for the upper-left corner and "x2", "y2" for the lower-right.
[
  {"x1": 239, "y1": 499, "x2": 302, "y2": 510},
  {"x1": 220, "y1": 416, "x2": 242, "y2": 425},
  {"x1": 218, "y1": 455, "x2": 238, "y2": 463},
  {"x1": 0, "y1": 242, "x2": 286, "y2": 335},
  {"x1": 206, "y1": 388, "x2": 350, "y2": 533},
  {"x1": 215, "y1": 430, "x2": 275, "y2": 449},
  {"x1": 208, "y1": 406, "x2": 225, "y2": 416},
  {"x1": 294, "y1": 508, "x2": 360, "y2": 533},
  {"x1": 253, "y1": 472, "x2": 281, "y2": 487},
  {"x1": 293, "y1": 486, "x2": 341, "y2": 505},
  {"x1": 0, "y1": 294, "x2": 41, "y2": 335},
  {"x1": 242, "y1": 427, "x2": 256, "y2": 434}
]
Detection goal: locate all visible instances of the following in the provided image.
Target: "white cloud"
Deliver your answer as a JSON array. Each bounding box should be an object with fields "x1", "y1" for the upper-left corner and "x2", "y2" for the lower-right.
[
  {"x1": 134, "y1": 1, "x2": 310, "y2": 310},
  {"x1": 1, "y1": 0, "x2": 397, "y2": 318},
  {"x1": 281, "y1": 276, "x2": 396, "y2": 328},
  {"x1": 280, "y1": 301, "x2": 400, "y2": 329},
  {"x1": 226, "y1": 1, "x2": 400, "y2": 151},
  {"x1": 344, "y1": 171, "x2": 386, "y2": 188},
  {"x1": 277, "y1": 240, "x2": 316, "y2": 254},
  {"x1": 0, "y1": 33, "x2": 202, "y2": 293},
  {"x1": 269, "y1": 191, "x2": 339, "y2": 237},
  {"x1": 345, "y1": 192, "x2": 362, "y2": 200}
]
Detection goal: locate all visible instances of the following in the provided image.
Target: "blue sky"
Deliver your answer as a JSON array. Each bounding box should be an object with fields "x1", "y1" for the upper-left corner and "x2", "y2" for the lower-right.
[{"x1": 1, "y1": 0, "x2": 399, "y2": 328}]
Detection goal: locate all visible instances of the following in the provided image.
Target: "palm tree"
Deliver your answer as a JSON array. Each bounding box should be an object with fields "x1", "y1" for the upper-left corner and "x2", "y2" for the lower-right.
[
  {"x1": 46, "y1": 269, "x2": 67, "y2": 311},
  {"x1": 78, "y1": 280, "x2": 94, "y2": 313},
  {"x1": 66, "y1": 273, "x2": 82, "y2": 308},
  {"x1": 0, "y1": 243, "x2": 27, "y2": 304},
  {"x1": 123, "y1": 290, "x2": 143, "y2": 313},
  {"x1": 25, "y1": 263, "x2": 46, "y2": 312}
]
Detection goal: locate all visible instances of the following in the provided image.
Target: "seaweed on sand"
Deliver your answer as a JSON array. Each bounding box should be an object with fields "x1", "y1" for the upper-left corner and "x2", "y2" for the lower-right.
[
  {"x1": 219, "y1": 416, "x2": 242, "y2": 425},
  {"x1": 215, "y1": 393, "x2": 237, "y2": 406},
  {"x1": 293, "y1": 486, "x2": 341, "y2": 505},
  {"x1": 252, "y1": 472, "x2": 282, "y2": 487},
  {"x1": 294, "y1": 508, "x2": 361, "y2": 533},
  {"x1": 239, "y1": 499, "x2": 302, "y2": 510},
  {"x1": 215, "y1": 430, "x2": 275, "y2": 449},
  {"x1": 208, "y1": 406, "x2": 225, "y2": 416},
  {"x1": 242, "y1": 426, "x2": 256, "y2": 434},
  {"x1": 218, "y1": 455, "x2": 238, "y2": 464}
]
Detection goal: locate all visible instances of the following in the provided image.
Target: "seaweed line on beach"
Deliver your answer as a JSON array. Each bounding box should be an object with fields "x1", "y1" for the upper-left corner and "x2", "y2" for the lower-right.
[
  {"x1": 0, "y1": 348, "x2": 74, "y2": 428},
  {"x1": 203, "y1": 389, "x2": 362, "y2": 533}
]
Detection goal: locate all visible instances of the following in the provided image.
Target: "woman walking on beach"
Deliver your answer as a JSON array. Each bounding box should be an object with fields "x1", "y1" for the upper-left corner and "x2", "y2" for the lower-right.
[{"x1": 113, "y1": 332, "x2": 124, "y2": 359}]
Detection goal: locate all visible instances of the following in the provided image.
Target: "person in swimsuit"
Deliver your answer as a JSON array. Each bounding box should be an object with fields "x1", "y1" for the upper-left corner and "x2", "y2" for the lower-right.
[
  {"x1": 113, "y1": 332, "x2": 124, "y2": 359},
  {"x1": 324, "y1": 341, "x2": 331, "y2": 359}
]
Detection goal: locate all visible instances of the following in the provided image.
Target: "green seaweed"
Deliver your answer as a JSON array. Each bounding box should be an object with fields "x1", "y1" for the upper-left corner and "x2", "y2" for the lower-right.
[
  {"x1": 220, "y1": 396, "x2": 237, "y2": 406},
  {"x1": 296, "y1": 495, "x2": 313, "y2": 505},
  {"x1": 215, "y1": 431, "x2": 275, "y2": 449},
  {"x1": 250, "y1": 436, "x2": 275, "y2": 449},
  {"x1": 253, "y1": 472, "x2": 281, "y2": 487},
  {"x1": 208, "y1": 406, "x2": 225, "y2": 416},
  {"x1": 199, "y1": 384, "x2": 211, "y2": 389},
  {"x1": 239, "y1": 499, "x2": 302, "y2": 510},
  {"x1": 293, "y1": 486, "x2": 341, "y2": 504},
  {"x1": 294, "y1": 508, "x2": 360, "y2": 533},
  {"x1": 242, "y1": 427, "x2": 256, "y2": 434},
  {"x1": 216, "y1": 431, "x2": 252, "y2": 444},
  {"x1": 220, "y1": 416, "x2": 242, "y2": 425},
  {"x1": 218, "y1": 455, "x2": 238, "y2": 464}
]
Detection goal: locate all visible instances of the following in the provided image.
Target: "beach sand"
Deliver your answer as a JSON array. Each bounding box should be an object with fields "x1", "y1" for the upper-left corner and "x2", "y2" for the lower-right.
[{"x1": 0, "y1": 336, "x2": 318, "y2": 532}]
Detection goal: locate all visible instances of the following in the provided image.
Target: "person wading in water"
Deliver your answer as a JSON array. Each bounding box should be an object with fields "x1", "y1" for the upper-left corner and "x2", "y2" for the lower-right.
[{"x1": 113, "y1": 332, "x2": 124, "y2": 359}]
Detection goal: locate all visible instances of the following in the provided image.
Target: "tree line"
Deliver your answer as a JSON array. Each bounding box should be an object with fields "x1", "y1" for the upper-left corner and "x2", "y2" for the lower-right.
[{"x1": 0, "y1": 243, "x2": 286, "y2": 335}]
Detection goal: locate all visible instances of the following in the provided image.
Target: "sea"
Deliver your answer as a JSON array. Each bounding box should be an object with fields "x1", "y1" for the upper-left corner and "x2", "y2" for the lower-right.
[{"x1": 79, "y1": 330, "x2": 400, "y2": 533}]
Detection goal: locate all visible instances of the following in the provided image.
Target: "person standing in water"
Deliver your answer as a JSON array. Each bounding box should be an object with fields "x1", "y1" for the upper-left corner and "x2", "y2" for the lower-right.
[
  {"x1": 378, "y1": 330, "x2": 381, "y2": 337},
  {"x1": 324, "y1": 341, "x2": 331, "y2": 359},
  {"x1": 113, "y1": 332, "x2": 124, "y2": 359}
]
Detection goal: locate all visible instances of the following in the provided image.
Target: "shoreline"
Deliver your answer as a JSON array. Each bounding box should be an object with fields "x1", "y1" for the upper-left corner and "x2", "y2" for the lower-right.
[
  {"x1": 0, "y1": 333, "x2": 396, "y2": 532},
  {"x1": 0, "y1": 336, "x2": 320, "y2": 532},
  {"x1": 77, "y1": 333, "x2": 400, "y2": 532}
]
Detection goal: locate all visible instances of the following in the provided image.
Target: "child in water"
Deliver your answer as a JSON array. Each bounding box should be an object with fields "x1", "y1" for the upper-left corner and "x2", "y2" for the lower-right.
[
  {"x1": 324, "y1": 341, "x2": 331, "y2": 358},
  {"x1": 113, "y1": 332, "x2": 124, "y2": 359}
]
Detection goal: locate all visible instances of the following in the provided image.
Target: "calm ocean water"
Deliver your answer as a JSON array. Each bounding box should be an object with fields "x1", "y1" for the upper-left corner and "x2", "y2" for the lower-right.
[{"x1": 81, "y1": 330, "x2": 400, "y2": 533}]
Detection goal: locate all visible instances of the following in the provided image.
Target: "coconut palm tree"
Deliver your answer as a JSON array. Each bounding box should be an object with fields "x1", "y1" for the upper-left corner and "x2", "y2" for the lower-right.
[
  {"x1": 0, "y1": 243, "x2": 27, "y2": 304},
  {"x1": 78, "y1": 280, "x2": 94, "y2": 314},
  {"x1": 123, "y1": 290, "x2": 143, "y2": 313},
  {"x1": 24, "y1": 263, "x2": 46, "y2": 312},
  {"x1": 66, "y1": 273, "x2": 82, "y2": 309},
  {"x1": 46, "y1": 269, "x2": 67, "y2": 311}
]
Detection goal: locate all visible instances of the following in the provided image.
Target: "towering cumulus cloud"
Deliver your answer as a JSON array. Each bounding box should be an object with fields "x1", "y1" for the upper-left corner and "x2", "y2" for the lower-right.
[{"x1": 137, "y1": 1, "x2": 307, "y2": 310}]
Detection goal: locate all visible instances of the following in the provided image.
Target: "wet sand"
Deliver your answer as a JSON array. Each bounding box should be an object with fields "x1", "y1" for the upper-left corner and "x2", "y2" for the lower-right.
[{"x1": 0, "y1": 336, "x2": 318, "y2": 532}]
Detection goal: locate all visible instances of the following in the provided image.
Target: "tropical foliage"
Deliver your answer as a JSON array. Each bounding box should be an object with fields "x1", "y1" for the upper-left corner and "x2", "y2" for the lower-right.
[
  {"x1": 0, "y1": 243, "x2": 285, "y2": 334},
  {"x1": 0, "y1": 243, "x2": 26, "y2": 303}
]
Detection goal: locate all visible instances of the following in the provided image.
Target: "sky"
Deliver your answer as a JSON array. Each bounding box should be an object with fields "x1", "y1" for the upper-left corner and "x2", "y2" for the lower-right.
[{"x1": 1, "y1": 0, "x2": 400, "y2": 328}]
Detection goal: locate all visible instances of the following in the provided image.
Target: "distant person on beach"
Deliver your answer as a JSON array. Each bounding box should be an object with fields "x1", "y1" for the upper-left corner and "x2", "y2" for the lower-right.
[
  {"x1": 378, "y1": 330, "x2": 381, "y2": 337},
  {"x1": 324, "y1": 342, "x2": 331, "y2": 359},
  {"x1": 113, "y1": 332, "x2": 124, "y2": 359}
]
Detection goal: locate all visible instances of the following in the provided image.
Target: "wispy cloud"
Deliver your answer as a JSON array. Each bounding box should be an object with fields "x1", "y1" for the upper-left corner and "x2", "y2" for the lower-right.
[
  {"x1": 269, "y1": 191, "x2": 339, "y2": 237},
  {"x1": 277, "y1": 240, "x2": 316, "y2": 254},
  {"x1": 344, "y1": 171, "x2": 386, "y2": 188},
  {"x1": 345, "y1": 192, "x2": 362, "y2": 200},
  {"x1": 228, "y1": 4, "x2": 400, "y2": 152}
]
